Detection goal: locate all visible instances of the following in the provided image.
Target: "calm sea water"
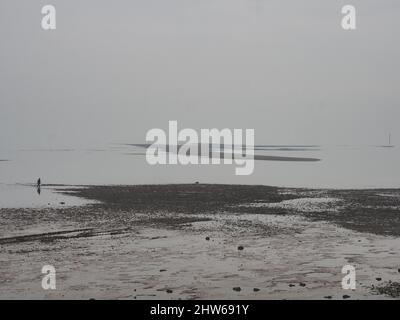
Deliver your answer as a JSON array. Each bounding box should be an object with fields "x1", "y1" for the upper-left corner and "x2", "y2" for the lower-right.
[{"x1": 0, "y1": 144, "x2": 399, "y2": 207}]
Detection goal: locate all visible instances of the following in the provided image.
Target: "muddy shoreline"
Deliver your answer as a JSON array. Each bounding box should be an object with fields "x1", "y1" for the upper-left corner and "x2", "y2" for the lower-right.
[
  {"x1": 59, "y1": 184, "x2": 400, "y2": 236},
  {"x1": 1, "y1": 184, "x2": 399, "y2": 299}
]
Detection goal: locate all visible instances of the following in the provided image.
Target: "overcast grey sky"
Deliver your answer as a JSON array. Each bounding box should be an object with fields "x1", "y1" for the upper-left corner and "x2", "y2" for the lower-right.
[{"x1": 1, "y1": 0, "x2": 399, "y2": 149}]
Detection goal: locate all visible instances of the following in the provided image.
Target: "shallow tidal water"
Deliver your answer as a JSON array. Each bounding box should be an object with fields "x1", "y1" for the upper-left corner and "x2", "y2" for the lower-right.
[{"x1": 0, "y1": 144, "x2": 399, "y2": 208}]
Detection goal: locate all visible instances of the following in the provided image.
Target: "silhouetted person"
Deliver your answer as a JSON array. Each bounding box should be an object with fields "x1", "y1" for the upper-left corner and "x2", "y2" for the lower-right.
[{"x1": 36, "y1": 178, "x2": 41, "y2": 195}]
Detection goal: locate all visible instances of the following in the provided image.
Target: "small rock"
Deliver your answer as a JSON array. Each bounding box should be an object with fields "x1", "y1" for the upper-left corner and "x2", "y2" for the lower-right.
[
  {"x1": 343, "y1": 295, "x2": 351, "y2": 299},
  {"x1": 166, "y1": 289, "x2": 173, "y2": 293},
  {"x1": 299, "y1": 283, "x2": 306, "y2": 287},
  {"x1": 237, "y1": 246, "x2": 244, "y2": 251},
  {"x1": 289, "y1": 284, "x2": 295, "y2": 287},
  {"x1": 60, "y1": 202, "x2": 65, "y2": 205},
  {"x1": 205, "y1": 237, "x2": 210, "y2": 241},
  {"x1": 160, "y1": 269, "x2": 167, "y2": 272},
  {"x1": 253, "y1": 288, "x2": 260, "y2": 292},
  {"x1": 376, "y1": 277, "x2": 382, "y2": 281},
  {"x1": 233, "y1": 287, "x2": 241, "y2": 292},
  {"x1": 398, "y1": 269, "x2": 400, "y2": 273},
  {"x1": 324, "y1": 296, "x2": 332, "y2": 299}
]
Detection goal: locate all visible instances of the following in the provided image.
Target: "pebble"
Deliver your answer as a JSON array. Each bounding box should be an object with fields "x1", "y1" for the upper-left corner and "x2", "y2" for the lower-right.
[
  {"x1": 233, "y1": 287, "x2": 241, "y2": 292},
  {"x1": 238, "y1": 246, "x2": 244, "y2": 251}
]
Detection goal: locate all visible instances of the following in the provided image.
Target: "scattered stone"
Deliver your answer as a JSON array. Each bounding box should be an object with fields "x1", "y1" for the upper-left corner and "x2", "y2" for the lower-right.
[
  {"x1": 253, "y1": 288, "x2": 260, "y2": 292},
  {"x1": 233, "y1": 287, "x2": 241, "y2": 292},
  {"x1": 324, "y1": 296, "x2": 332, "y2": 299},
  {"x1": 60, "y1": 202, "x2": 65, "y2": 205},
  {"x1": 289, "y1": 284, "x2": 295, "y2": 287},
  {"x1": 376, "y1": 277, "x2": 382, "y2": 281},
  {"x1": 398, "y1": 269, "x2": 400, "y2": 273},
  {"x1": 160, "y1": 269, "x2": 167, "y2": 272},
  {"x1": 205, "y1": 237, "x2": 210, "y2": 241},
  {"x1": 343, "y1": 295, "x2": 351, "y2": 299},
  {"x1": 166, "y1": 289, "x2": 173, "y2": 293},
  {"x1": 299, "y1": 283, "x2": 306, "y2": 287},
  {"x1": 237, "y1": 246, "x2": 244, "y2": 251}
]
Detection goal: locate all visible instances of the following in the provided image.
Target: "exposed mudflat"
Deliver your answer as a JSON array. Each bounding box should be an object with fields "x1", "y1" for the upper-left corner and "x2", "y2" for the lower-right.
[{"x1": 1, "y1": 184, "x2": 399, "y2": 299}]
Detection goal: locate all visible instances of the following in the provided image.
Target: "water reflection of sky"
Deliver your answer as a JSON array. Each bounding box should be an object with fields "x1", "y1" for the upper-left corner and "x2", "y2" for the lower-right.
[{"x1": 0, "y1": 184, "x2": 95, "y2": 209}]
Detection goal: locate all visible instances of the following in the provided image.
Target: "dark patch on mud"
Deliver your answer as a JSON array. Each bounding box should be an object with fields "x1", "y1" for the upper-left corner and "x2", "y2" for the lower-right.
[
  {"x1": 59, "y1": 184, "x2": 299, "y2": 214},
  {"x1": 304, "y1": 189, "x2": 400, "y2": 237},
  {"x1": 0, "y1": 227, "x2": 136, "y2": 245},
  {"x1": 371, "y1": 281, "x2": 400, "y2": 298},
  {"x1": 58, "y1": 184, "x2": 400, "y2": 237}
]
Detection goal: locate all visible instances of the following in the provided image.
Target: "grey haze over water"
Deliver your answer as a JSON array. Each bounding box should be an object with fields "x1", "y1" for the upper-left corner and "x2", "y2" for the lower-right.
[
  {"x1": 0, "y1": 145, "x2": 399, "y2": 189},
  {"x1": 1, "y1": 1, "x2": 399, "y2": 189}
]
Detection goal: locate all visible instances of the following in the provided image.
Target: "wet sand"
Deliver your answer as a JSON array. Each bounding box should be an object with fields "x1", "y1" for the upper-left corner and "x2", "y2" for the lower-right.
[{"x1": 0, "y1": 184, "x2": 399, "y2": 299}]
